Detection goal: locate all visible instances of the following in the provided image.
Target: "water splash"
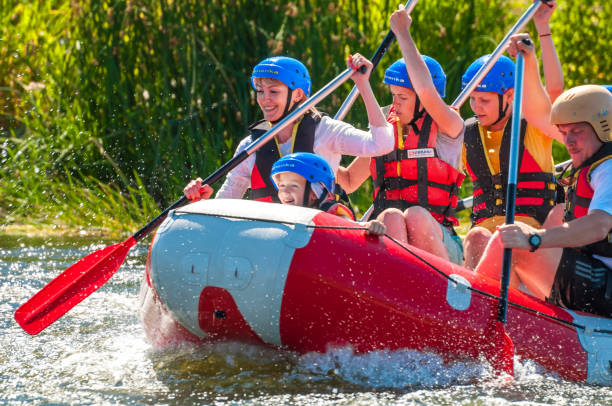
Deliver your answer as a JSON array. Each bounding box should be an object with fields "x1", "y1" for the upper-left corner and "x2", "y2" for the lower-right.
[
  {"x1": 298, "y1": 346, "x2": 486, "y2": 388},
  {"x1": 2, "y1": 237, "x2": 612, "y2": 405}
]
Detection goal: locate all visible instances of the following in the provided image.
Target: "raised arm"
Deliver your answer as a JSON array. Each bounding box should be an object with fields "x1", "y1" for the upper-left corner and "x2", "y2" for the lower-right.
[
  {"x1": 533, "y1": 0, "x2": 564, "y2": 102},
  {"x1": 507, "y1": 33, "x2": 562, "y2": 142},
  {"x1": 389, "y1": 5, "x2": 464, "y2": 138},
  {"x1": 347, "y1": 53, "x2": 388, "y2": 128}
]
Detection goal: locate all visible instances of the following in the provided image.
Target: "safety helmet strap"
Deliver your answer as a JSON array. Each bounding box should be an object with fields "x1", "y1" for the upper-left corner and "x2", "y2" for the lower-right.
[
  {"x1": 490, "y1": 93, "x2": 510, "y2": 127},
  {"x1": 312, "y1": 186, "x2": 330, "y2": 209},
  {"x1": 406, "y1": 97, "x2": 426, "y2": 134},
  {"x1": 270, "y1": 89, "x2": 299, "y2": 125}
]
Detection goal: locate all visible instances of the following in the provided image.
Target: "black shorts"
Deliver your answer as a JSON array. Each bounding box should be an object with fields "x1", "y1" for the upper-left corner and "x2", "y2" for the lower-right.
[{"x1": 547, "y1": 248, "x2": 612, "y2": 318}]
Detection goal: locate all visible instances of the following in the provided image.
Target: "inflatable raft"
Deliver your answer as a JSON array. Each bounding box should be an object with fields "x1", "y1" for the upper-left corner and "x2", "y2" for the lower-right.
[{"x1": 139, "y1": 199, "x2": 612, "y2": 385}]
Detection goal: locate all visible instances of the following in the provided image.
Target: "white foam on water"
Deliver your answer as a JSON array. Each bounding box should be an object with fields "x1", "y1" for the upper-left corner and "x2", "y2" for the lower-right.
[{"x1": 297, "y1": 345, "x2": 488, "y2": 388}]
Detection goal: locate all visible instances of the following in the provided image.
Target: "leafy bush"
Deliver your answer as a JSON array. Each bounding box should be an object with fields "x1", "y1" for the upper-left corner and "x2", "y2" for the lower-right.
[{"x1": 1, "y1": 0, "x2": 610, "y2": 229}]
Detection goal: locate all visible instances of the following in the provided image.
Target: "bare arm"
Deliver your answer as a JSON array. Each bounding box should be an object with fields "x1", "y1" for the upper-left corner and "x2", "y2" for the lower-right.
[
  {"x1": 507, "y1": 33, "x2": 563, "y2": 143},
  {"x1": 348, "y1": 54, "x2": 387, "y2": 128},
  {"x1": 533, "y1": 0, "x2": 564, "y2": 102},
  {"x1": 336, "y1": 156, "x2": 371, "y2": 193},
  {"x1": 498, "y1": 210, "x2": 612, "y2": 250},
  {"x1": 390, "y1": 5, "x2": 464, "y2": 138}
]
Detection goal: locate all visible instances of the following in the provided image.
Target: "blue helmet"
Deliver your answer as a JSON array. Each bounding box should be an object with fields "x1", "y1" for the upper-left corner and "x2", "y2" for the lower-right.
[
  {"x1": 603, "y1": 85, "x2": 612, "y2": 94},
  {"x1": 383, "y1": 56, "x2": 446, "y2": 97},
  {"x1": 270, "y1": 152, "x2": 335, "y2": 196},
  {"x1": 461, "y1": 54, "x2": 515, "y2": 94},
  {"x1": 251, "y1": 56, "x2": 311, "y2": 97}
]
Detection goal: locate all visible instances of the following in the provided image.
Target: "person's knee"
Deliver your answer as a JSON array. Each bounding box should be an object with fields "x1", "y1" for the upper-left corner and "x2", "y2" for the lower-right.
[
  {"x1": 377, "y1": 208, "x2": 405, "y2": 226},
  {"x1": 464, "y1": 227, "x2": 492, "y2": 246},
  {"x1": 485, "y1": 230, "x2": 504, "y2": 251},
  {"x1": 377, "y1": 208, "x2": 407, "y2": 241},
  {"x1": 403, "y1": 206, "x2": 435, "y2": 228},
  {"x1": 463, "y1": 227, "x2": 493, "y2": 269},
  {"x1": 543, "y1": 203, "x2": 565, "y2": 228},
  {"x1": 404, "y1": 206, "x2": 430, "y2": 220}
]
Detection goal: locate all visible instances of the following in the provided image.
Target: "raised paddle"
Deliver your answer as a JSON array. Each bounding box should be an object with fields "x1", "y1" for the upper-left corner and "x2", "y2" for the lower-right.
[
  {"x1": 358, "y1": 0, "x2": 549, "y2": 221},
  {"x1": 451, "y1": 0, "x2": 551, "y2": 107},
  {"x1": 485, "y1": 49, "x2": 527, "y2": 378},
  {"x1": 334, "y1": 0, "x2": 419, "y2": 121},
  {"x1": 14, "y1": 65, "x2": 365, "y2": 335}
]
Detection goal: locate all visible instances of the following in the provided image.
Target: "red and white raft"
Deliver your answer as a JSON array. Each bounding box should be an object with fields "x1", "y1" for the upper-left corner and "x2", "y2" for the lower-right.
[{"x1": 139, "y1": 199, "x2": 612, "y2": 385}]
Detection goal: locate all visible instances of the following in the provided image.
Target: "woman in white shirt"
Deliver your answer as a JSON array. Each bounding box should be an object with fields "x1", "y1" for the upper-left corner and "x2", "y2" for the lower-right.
[{"x1": 184, "y1": 54, "x2": 393, "y2": 202}]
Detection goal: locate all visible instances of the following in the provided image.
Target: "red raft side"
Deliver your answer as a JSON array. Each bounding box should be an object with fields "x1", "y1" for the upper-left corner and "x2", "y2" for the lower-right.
[{"x1": 279, "y1": 211, "x2": 588, "y2": 382}]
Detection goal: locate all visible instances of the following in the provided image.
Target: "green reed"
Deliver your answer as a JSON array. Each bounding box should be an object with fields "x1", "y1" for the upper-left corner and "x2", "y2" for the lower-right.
[{"x1": 1, "y1": 0, "x2": 610, "y2": 231}]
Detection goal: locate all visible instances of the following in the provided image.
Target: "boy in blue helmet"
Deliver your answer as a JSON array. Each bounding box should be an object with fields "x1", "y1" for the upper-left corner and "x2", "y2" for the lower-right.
[
  {"x1": 336, "y1": 5, "x2": 465, "y2": 264},
  {"x1": 270, "y1": 152, "x2": 336, "y2": 207},
  {"x1": 184, "y1": 54, "x2": 394, "y2": 203},
  {"x1": 461, "y1": 34, "x2": 565, "y2": 270},
  {"x1": 195, "y1": 153, "x2": 386, "y2": 235}
]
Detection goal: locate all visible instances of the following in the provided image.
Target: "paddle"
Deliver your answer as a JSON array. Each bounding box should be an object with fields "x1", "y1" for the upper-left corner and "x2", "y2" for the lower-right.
[
  {"x1": 451, "y1": 0, "x2": 550, "y2": 107},
  {"x1": 358, "y1": 0, "x2": 548, "y2": 221},
  {"x1": 485, "y1": 50, "x2": 527, "y2": 378},
  {"x1": 337, "y1": 0, "x2": 418, "y2": 218},
  {"x1": 334, "y1": 0, "x2": 419, "y2": 121},
  {"x1": 14, "y1": 65, "x2": 364, "y2": 335}
]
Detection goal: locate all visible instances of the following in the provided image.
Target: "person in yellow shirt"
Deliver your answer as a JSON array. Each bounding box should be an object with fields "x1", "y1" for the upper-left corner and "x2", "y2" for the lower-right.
[{"x1": 461, "y1": 34, "x2": 564, "y2": 269}]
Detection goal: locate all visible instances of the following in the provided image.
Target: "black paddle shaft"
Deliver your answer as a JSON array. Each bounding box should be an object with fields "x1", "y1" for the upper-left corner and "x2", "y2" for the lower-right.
[
  {"x1": 498, "y1": 185, "x2": 517, "y2": 323},
  {"x1": 132, "y1": 65, "x2": 367, "y2": 242},
  {"x1": 132, "y1": 150, "x2": 249, "y2": 242},
  {"x1": 370, "y1": 30, "x2": 396, "y2": 70}
]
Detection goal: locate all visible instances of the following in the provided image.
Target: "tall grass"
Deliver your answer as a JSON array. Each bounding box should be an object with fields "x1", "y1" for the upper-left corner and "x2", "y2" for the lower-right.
[{"x1": 1, "y1": 0, "x2": 610, "y2": 231}]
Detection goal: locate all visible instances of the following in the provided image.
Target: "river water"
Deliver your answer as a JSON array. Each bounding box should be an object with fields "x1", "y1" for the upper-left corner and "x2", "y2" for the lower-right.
[{"x1": 2, "y1": 234, "x2": 611, "y2": 405}]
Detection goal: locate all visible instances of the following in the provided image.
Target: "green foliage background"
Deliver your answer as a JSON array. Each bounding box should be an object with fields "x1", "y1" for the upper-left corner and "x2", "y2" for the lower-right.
[{"x1": 1, "y1": 0, "x2": 610, "y2": 232}]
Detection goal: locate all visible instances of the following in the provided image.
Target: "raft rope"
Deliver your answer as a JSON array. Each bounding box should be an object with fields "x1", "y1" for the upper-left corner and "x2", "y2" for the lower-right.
[{"x1": 190, "y1": 212, "x2": 612, "y2": 335}]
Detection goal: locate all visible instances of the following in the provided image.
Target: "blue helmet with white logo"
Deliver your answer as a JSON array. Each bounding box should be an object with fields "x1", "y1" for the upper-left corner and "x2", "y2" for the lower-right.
[
  {"x1": 251, "y1": 56, "x2": 311, "y2": 97},
  {"x1": 270, "y1": 152, "x2": 335, "y2": 196},
  {"x1": 384, "y1": 56, "x2": 446, "y2": 97},
  {"x1": 461, "y1": 54, "x2": 515, "y2": 94}
]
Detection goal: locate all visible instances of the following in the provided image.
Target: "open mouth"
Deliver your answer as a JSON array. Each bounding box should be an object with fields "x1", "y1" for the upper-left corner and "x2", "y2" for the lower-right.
[{"x1": 263, "y1": 106, "x2": 278, "y2": 116}]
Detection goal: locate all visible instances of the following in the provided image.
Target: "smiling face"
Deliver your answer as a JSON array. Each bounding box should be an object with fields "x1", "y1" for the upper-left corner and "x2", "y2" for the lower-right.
[
  {"x1": 469, "y1": 89, "x2": 514, "y2": 129},
  {"x1": 273, "y1": 171, "x2": 309, "y2": 206},
  {"x1": 253, "y1": 78, "x2": 304, "y2": 122},
  {"x1": 556, "y1": 122, "x2": 603, "y2": 167},
  {"x1": 389, "y1": 85, "x2": 417, "y2": 124}
]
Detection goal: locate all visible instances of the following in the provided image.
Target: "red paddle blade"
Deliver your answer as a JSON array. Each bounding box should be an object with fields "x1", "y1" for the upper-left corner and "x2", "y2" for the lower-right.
[
  {"x1": 484, "y1": 320, "x2": 515, "y2": 378},
  {"x1": 14, "y1": 237, "x2": 137, "y2": 335}
]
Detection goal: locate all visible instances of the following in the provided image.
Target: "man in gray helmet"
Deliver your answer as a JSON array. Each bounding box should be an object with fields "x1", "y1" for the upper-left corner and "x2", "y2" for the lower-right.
[{"x1": 475, "y1": 85, "x2": 612, "y2": 318}]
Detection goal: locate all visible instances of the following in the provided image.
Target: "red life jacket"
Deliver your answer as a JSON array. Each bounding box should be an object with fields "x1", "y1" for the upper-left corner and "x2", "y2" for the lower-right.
[
  {"x1": 370, "y1": 108, "x2": 465, "y2": 226},
  {"x1": 563, "y1": 142, "x2": 612, "y2": 256},
  {"x1": 249, "y1": 113, "x2": 319, "y2": 203},
  {"x1": 464, "y1": 117, "x2": 557, "y2": 227}
]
